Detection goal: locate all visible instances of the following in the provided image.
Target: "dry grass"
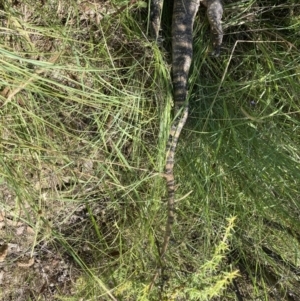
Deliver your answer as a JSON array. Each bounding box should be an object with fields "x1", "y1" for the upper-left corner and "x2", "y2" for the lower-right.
[{"x1": 0, "y1": 0, "x2": 300, "y2": 300}]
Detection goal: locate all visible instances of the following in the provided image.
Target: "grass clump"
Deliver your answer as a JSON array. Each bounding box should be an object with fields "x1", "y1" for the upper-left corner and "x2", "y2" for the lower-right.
[{"x1": 0, "y1": 0, "x2": 300, "y2": 300}]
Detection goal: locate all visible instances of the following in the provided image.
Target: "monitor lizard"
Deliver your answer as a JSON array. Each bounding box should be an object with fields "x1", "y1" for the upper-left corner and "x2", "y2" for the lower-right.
[{"x1": 150, "y1": 0, "x2": 223, "y2": 259}]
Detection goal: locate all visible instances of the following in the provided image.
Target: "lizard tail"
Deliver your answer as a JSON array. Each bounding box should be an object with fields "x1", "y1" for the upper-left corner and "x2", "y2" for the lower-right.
[{"x1": 161, "y1": 105, "x2": 189, "y2": 258}]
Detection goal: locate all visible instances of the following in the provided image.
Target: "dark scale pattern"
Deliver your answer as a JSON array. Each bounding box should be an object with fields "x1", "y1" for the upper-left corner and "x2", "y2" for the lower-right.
[{"x1": 151, "y1": 0, "x2": 223, "y2": 259}]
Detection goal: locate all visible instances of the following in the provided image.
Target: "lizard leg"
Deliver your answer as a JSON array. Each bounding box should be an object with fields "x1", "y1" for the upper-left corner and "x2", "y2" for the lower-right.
[
  {"x1": 150, "y1": 0, "x2": 163, "y2": 41},
  {"x1": 205, "y1": 0, "x2": 223, "y2": 56}
]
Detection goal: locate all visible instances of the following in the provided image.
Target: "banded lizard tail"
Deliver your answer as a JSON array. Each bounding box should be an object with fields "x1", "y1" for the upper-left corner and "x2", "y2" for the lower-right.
[{"x1": 151, "y1": 0, "x2": 223, "y2": 259}]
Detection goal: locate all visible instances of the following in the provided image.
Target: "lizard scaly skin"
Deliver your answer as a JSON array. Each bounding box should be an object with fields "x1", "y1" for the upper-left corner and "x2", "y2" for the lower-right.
[{"x1": 151, "y1": 0, "x2": 223, "y2": 259}]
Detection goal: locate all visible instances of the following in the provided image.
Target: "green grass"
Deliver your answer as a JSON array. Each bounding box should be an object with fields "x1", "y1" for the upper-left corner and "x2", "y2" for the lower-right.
[{"x1": 0, "y1": 0, "x2": 300, "y2": 300}]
